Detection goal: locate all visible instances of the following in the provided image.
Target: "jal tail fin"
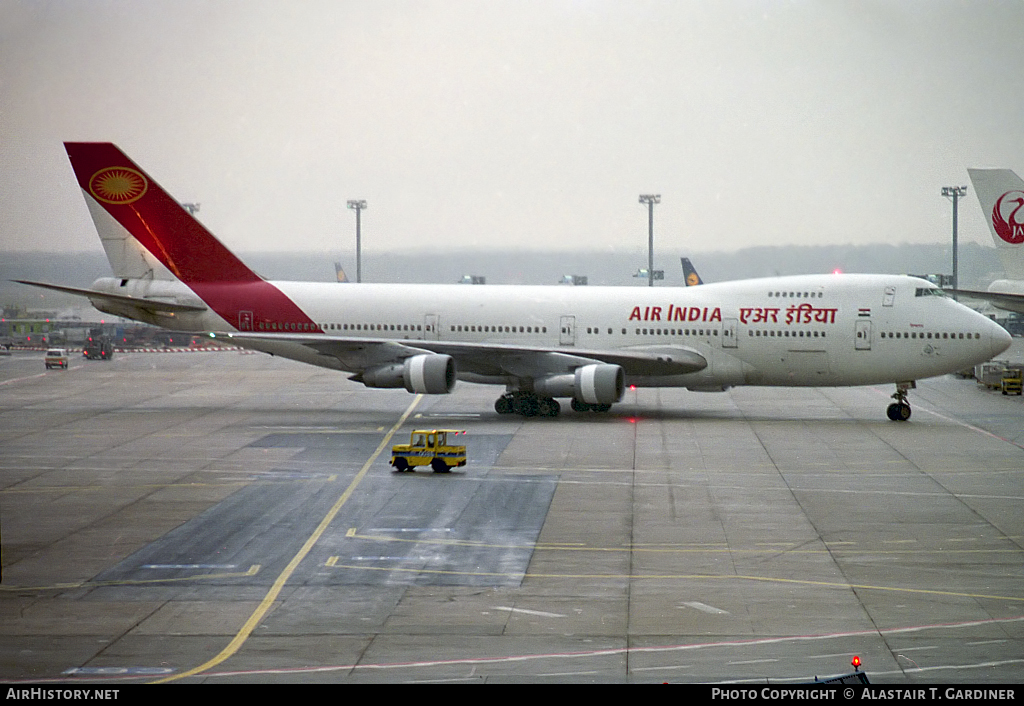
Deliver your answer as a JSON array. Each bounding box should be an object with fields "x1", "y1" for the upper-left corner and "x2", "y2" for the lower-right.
[
  {"x1": 64, "y1": 142, "x2": 262, "y2": 285},
  {"x1": 967, "y1": 168, "x2": 1024, "y2": 280},
  {"x1": 681, "y1": 257, "x2": 704, "y2": 286}
]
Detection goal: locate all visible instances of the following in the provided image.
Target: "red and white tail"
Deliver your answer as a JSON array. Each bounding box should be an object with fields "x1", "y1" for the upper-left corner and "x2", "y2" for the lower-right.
[
  {"x1": 65, "y1": 143, "x2": 262, "y2": 284},
  {"x1": 967, "y1": 168, "x2": 1024, "y2": 281},
  {"x1": 65, "y1": 143, "x2": 318, "y2": 332}
]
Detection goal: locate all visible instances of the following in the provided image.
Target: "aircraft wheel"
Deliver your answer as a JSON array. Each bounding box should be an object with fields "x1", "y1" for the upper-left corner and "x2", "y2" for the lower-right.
[
  {"x1": 514, "y1": 394, "x2": 539, "y2": 417},
  {"x1": 593, "y1": 403, "x2": 612, "y2": 413},
  {"x1": 431, "y1": 458, "x2": 450, "y2": 473},
  {"x1": 887, "y1": 403, "x2": 911, "y2": 421},
  {"x1": 570, "y1": 398, "x2": 591, "y2": 412},
  {"x1": 537, "y1": 397, "x2": 560, "y2": 417},
  {"x1": 494, "y1": 395, "x2": 513, "y2": 414}
]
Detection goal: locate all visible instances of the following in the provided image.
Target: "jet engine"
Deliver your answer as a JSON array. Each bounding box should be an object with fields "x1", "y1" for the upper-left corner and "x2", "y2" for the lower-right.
[
  {"x1": 359, "y1": 354, "x2": 456, "y2": 394},
  {"x1": 532, "y1": 363, "x2": 625, "y2": 404}
]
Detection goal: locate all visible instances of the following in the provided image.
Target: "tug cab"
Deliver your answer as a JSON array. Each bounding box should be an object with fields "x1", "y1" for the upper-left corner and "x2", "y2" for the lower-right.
[{"x1": 391, "y1": 429, "x2": 467, "y2": 473}]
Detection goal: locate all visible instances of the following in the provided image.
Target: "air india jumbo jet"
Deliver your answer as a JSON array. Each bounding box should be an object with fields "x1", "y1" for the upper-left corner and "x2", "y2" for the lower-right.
[{"x1": 17, "y1": 143, "x2": 1012, "y2": 421}]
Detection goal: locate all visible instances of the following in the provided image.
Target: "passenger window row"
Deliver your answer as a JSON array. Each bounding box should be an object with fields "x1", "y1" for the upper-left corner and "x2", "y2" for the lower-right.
[
  {"x1": 881, "y1": 331, "x2": 980, "y2": 340},
  {"x1": 583, "y1": 327, "x2": 719, "y2": 337},
  {"x1": 336, "y1": 323, "x2": 423, "y2": 332},
  {"x1": 256, "y1": 322, "x2": 427, "y2": 332},
  {"x1": 449, "y1": 325, "x2": 547, "y2": 334},
  {"x1": 748, "y1": 329, "x2": 827, "y2": 338},
  {"x1": 767, "y1": 291, "x2": 824, "y2": 298},
  {"x1": 635, "y1": 327, "x2": 718, "y2": 337}
]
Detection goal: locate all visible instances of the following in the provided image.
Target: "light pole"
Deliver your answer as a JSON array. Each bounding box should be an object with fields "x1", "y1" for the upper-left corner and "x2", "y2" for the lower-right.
[
  {"x1": 639, "y1": 194, "x2": 660, "y2": 287},
  {"x1": 941, "y1": 186, "x2": 967, "y2": 299},
  {"x1": 346, "y1": 200, "x2": 367, "y2": 283}
]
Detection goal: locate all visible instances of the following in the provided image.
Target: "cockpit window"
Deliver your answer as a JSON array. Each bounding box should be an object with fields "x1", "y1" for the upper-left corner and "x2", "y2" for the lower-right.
[{"x1": 915, "y1": 287, "x2": 948, "y2": 298}]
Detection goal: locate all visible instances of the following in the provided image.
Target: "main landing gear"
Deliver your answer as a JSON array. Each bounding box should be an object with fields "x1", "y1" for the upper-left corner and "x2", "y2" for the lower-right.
[
  {"x1": 494, "y1": 392, "x2": 615, "y2": 417},
  {"x1": 886, "y1": 381, "x2": 915, "y2": 421},
  {"x1": 494, "y1": 392, "x2": 561, "y2": 417},
  {"x1": 570, "y1": 398, "x2": 612, "y2": 413}
]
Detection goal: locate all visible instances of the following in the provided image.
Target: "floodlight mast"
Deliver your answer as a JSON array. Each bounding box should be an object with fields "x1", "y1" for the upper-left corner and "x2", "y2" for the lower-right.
[
  {"x1": 346, "y1": 200, "x2": 367, "y2": 283},
  {"x1": 639, "y1": 194, "x2": 661, "y2": 287},
  {"x1": 941, "y1": 186, "x2": 967, "y2": 300}
]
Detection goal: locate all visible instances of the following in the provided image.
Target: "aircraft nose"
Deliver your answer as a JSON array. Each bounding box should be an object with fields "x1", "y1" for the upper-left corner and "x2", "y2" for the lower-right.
[{"x1": 990, "y1": 321, "x2": 1013, "y2": 358}]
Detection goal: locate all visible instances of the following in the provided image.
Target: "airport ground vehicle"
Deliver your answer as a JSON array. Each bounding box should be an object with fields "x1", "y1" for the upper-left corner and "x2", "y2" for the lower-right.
[
  {"x1": 391, "y1": 429, "x2": 467, "y2": 473},
  {"x1": 1001, "y1": 366, "x2": 1023, "y2": 395},
  {"x1": 44, "y1": 348, "x2": 69, "y2": 369},
  {"x1": 83, "y1": 329, "x2": 115, "y2": 360}
]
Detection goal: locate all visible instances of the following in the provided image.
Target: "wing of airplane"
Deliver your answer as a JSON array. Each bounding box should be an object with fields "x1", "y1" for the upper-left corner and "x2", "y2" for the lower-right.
[
  {"x1": 947, "y1": 288, "x2": 1024, "y2": 315},
  {"x1": 14, "y1": 279, "x2": 208, "y2": 314},
  {"x1": 214, "y1": 331, "x2": 709, "y2": 378}
]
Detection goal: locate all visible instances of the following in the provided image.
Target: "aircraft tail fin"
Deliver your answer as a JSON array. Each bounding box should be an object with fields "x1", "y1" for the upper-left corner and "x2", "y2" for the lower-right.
[
  {"x1": 64, "y1": 143, "x2": 262, "y2": 285},
  {"x1": 967, "y1": 168, "x2": 1024, "y2": 280},
  {"x1": 681, "y1": 257, "x2": 704, "y2": 286},
  {"x1": 334, "y1": 262, "x2": 350, "y2": 283}
]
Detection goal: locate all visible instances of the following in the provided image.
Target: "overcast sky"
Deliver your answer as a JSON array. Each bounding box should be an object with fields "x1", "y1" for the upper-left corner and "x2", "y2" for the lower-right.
[{"x1": 2, "y1": 0, "x2": 1023, "y2": 260}]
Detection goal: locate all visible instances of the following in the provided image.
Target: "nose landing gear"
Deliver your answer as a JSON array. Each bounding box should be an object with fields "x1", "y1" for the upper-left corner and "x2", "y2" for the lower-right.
[{"x1": 886, "y1": 381, "x2": 915, "y2": 421}]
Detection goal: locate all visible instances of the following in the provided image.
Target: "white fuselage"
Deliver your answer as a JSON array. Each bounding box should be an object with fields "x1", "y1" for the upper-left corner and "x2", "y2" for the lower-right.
[{"x1": 92, "y1": 272, "x2": 1011, "y2": 391}]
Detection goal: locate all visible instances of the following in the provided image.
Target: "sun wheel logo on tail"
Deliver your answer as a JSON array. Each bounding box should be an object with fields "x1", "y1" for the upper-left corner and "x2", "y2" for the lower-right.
[
  {"x1": 993, "y1": 191, "x2": 1024, "y2": 245},
  {"x1": 88, "y1": 167, "x2": 149, "y2": 204}
]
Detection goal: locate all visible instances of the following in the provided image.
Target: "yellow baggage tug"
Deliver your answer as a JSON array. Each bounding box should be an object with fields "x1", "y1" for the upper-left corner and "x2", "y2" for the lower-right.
[{"x1": 391, "y1": 429, "x2": 467, "y2": 473}]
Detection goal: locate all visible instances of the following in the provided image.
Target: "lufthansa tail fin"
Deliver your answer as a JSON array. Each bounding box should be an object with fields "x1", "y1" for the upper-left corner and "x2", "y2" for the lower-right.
[
  {"x1": 64, "y1": 143, "x2": 262, "y2": 285},
  {"x1": 967, "y1": 168, "x2": 1024, "y2": 280},
  {"x1": 681, "y1": 257, "x2": 704, "y2": 286},
  {"x1": 334, "y1": 262, "x2": 350, "y2": 283}
]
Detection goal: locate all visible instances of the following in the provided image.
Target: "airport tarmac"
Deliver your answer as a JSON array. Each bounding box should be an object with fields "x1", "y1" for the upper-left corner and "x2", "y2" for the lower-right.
[{"x1": 1, "y1": 344, "x2": 1023, "y2": 684}]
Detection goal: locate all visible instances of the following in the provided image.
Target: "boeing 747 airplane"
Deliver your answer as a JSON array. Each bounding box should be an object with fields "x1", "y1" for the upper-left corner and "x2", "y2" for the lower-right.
[{"x1": 17, "y1": 143, "x2": 1012, "y2": 421}]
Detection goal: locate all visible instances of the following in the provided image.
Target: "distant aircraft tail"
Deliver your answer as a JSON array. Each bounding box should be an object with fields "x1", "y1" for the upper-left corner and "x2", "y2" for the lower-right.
[
  {"x1": 334, "y1": 262, "x2": 350, "y2": 283},
  {"x1": 681, "y1": 257, "x2": 704, "y2": 286},
  {"x1": 967, "y1": 168, "x2": 1024, "y2": 280}
]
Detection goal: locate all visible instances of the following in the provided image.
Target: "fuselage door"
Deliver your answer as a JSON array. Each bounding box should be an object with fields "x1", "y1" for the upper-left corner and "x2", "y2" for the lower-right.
[
  {"x1": 722, "y1": 318, "x2": 738, "y2": 349},
  {"x1": 424, "y1": 314, "x2": 439, "y2": 341},
  {"x1": 883, "y1": 286, "x2": 896, "y2": 307},
  {"x1": 238, "y1": 310, "x2": 253, "y2": 331},
  {"x1": 559, "y1": 316, "x2": 576, "y2": 346},
  {"x1": 855, "y1": 320, "x2": 872, "y2": 350}
]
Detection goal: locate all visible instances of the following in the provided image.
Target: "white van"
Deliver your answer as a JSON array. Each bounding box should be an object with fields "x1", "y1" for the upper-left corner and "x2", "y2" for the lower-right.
[{"x1": 44, "y1": 349, "x2": 69, "y2": 369}]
